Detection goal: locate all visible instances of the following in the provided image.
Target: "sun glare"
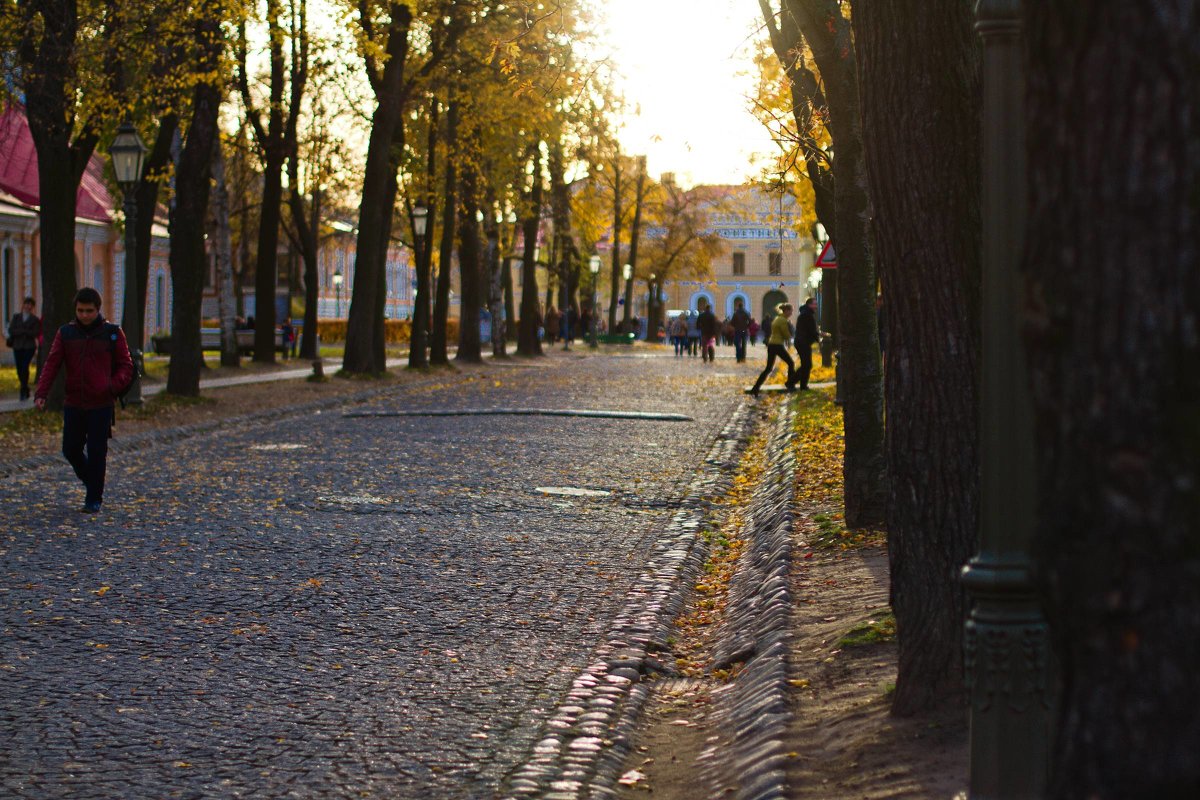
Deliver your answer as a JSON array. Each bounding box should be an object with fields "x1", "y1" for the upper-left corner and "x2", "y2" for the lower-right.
[{"x1": 598, "y1": 0, "x2": 772, "y2": 187}]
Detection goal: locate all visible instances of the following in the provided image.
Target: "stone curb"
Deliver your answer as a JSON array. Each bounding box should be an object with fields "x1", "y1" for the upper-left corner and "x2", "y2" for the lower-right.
[
  {"x1": 499, "y1": 400, "x2": 761, "y2": 800},
  {"x1": 701, "y1": 402, "x2": 797, "y2": 800}
]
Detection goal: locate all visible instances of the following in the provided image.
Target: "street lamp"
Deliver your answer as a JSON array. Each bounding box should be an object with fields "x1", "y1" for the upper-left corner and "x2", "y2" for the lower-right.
[
  {"x1": 410, "y1": 204, "x2": 430, "y2": 366},
  {"x1": 647, "y1": 272, "x2": 657, "y2": 341},
  {"x1": 333, "y1": 268, "x2": 344, "y2": 318},
  {"x1": 589, "y1": 254, "x2": 601, "y2": 348},
  {"x1": 110, "y1": 118, "x2": 148, "y2": 405}
]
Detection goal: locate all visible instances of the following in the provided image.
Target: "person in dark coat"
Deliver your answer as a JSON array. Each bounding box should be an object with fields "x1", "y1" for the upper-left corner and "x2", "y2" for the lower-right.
[
  {"x1": 34, "y1": 288, "x2": 134, "y2": 513},
  {"x1": 730, "y1": 299, "x2": 751, "y2": 362},
  {"x1": 696, "y1": 302, "x2": 720, "y2": 363},
  {"x1": 7, "y1": 297, "x2": 41, "y2": 401},
  {"x1": 793, "y1": 296, "x2": 821, "y2": 390}
]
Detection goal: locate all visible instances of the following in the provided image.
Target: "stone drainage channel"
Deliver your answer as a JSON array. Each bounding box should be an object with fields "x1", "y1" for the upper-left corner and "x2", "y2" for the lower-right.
[{"x1": 495, "y1": 398, "x2": 793, "y2": 799}]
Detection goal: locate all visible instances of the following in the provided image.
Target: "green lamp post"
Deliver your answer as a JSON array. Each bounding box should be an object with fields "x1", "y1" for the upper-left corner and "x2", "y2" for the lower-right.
[
  {"x1": 110, "y1": 119, "x2": 149, "y2": 405},
  {"x1": 960, "y1": 1, "x2": 1052, "y2": 796}
]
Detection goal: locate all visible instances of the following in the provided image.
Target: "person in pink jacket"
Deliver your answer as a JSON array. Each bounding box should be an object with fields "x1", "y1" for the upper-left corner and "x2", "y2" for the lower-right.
[{"x1": 35, "y1": 288, "x2": 134, "y2": 513}]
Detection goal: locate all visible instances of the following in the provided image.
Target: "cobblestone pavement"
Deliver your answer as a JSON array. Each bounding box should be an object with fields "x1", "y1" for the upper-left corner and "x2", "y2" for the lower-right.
[{"x1": 1, "y1": 348, "x2": 761, "y2": 799}]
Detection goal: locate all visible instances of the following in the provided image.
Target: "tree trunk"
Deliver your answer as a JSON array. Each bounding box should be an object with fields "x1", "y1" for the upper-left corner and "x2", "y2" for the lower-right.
[
  {"x1": 408, "y1": 96, "x2": 438, "y2": 370},
  {"x1": 455, "y1": 144, "x2": 483, "y2": 363},
  {"x1": 209, "y1": 135, "x2": 240, "y2": 368},
  {"x1": 787, "y1": 0, "x2": 887, "y2": 528},
  {"x1": 607, "y1": 156, "x2": 623, "y2": 334},
  {"x1": 518, "y1": 145, "x2": 544, "y2": 356},
  {"x1": 128, "y1": 113, "x2": 179, "y2": 364},
  {"x1": 489, "y1": 231, "x2": 506, "y2": 358},
  {"x1": 166, "y1": 17, "x2": 222, "y2": 397},
  {"x1": 624, "y1": 156, "x2": 646, "y2": 329},
  {"x1": 298, "y1": 185, "x2": 320, "y2": 360},
  {"x1": 20, "y1": 0, "x2": 100, "y2": 409},
  {"x1": 343, "y1": 4, "x2": 412, "y2": 374},
  {"x1": 1023, "y1": 4, "x2": 1200, "y2": 794},
  {"x1": 430, "y1": 93, "x2": 458, "y2": 367},
  {"x1": 853, "y1": 0, "x2": 981, "y2": 715}
]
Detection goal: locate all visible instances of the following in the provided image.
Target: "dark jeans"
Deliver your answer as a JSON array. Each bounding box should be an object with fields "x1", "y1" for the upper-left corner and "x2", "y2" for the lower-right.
[
  {"x1": 733, "y1": 331, "x2": 748, "y2": 362},
  {"x1": 752, "y1": 344, "x2": 796, "y2": 392},
  {"x1": 63, "y1": 406, "x2": 114, "y2": 505},
  {"x1": 797, "y1": 343, "x2": 813, "y2": 388},
  {"x1": 13, "y1": 347, "x2": 35, "y2": 397}
]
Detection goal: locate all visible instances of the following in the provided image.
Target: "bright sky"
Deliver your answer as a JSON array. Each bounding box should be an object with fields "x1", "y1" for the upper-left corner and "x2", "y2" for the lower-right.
[{"x1": 597, "y1": 0, "x2": 773, "y2": 188}]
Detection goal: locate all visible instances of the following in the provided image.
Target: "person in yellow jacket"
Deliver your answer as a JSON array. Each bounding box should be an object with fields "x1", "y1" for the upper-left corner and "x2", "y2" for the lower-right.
[{"x1": 749, "y1": 303, "x2": 797, "y2": 395}]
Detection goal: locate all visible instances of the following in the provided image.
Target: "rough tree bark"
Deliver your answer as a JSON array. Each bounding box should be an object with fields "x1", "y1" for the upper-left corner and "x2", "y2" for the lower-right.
[
  {"x1": 623, "y1": 156, "x2": 645, "y2": 329},
  {"x1": 606, "y1": 154, "x2": 623, "y2": 334},
  {"x1": 455, "y1": 130, "x2": 483, "y2": 363},
  {"x1": 783, "y1": 0, "x2": 887, "y2": 527},
  {"x1": 853, "y1": 0, "x2": 981, "y2": 715},
  {"x1": 517, "y1": 143, "x2": 545, "y2": 356},
  {"x1": 1023, "y1": 2, "x2": 1200, "y2": 794},
  {"x1": 430, "y1": 92, "x2": 458, "y2": 367},
  {"x1": 166, "y1": 12, "x2": 222, "y2": 397},
  {"x1": 16, "y1": 0, "x2": 106, "y2": 408},
  {"x1": 238, "y1": 0, "x2": 290, "y2": 364},
  {"x1": 209, "y1": 136, "x2": 240, "y2": 368},
  {"x1": 408, "y1": 94, "x2": 439, "y2": 369}
]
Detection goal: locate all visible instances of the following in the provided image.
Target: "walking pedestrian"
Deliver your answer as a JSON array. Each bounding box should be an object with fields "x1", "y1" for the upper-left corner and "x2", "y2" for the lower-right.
[
  {"x1": 545, "y1": 306, "x2": 560, "y2": 345},
  {"x1": 749, "y1": 303, "x2": 797, "y2": 395},
  {"x1": 730, "y1": 299, "x2": 750, "y2": 362},
  {"x1": 793, "y1": 296, "x2": 821, "y2": 390},
  {"x1": 697, "y1": 302, "x2": 720, "y2": 363},
  {"x1": 686, "y1": 310, "x2": 701, "y2": 357},
  {"x1": 748, "y1": 317, "x2": 760, "y2": 347},
  {"x1": 34, "y1": 288, "x2": 134, "y2": 513},
  {"x1": 279, "y1": 318, "x2": 294, "y2": 360},
  {"x1": 6, "y1": 297, "x2": 41, "y2": 401},
  {"x1": 669, "y1": 314, "x2": 686, "y2": 356}
]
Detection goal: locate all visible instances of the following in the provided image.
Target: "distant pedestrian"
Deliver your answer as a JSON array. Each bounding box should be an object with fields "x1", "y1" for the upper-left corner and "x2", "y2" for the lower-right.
[
  {"x1": 545, "y1": 306, "x2": 560, "y2": 344},
  {"x1": 686, "y1": 311, "x2": 700, "y2": 357},
  {"x1": 749, "y1": 303, "x2": 796, "y2": 395},
  {"x1": 793, "y1": 297, "x2": 821, "y2": 390},
  {"x1": 730, "y1": 299, "x2": 750, "y2": 362},
  {"x1": 697, "y1": 302, "x2": 720, "y2": 363},
  {"x1": 279, "y1": 319, "x2": 294, "y2": 359},
  {"x1": 6, "y1": 297, "x2": 41, "y2": 401},
  {"x1": 748, "y1": 317, "x2": 760, "y2": 347},
  {"x1": 34, "y1": 288, "x2": 134, "y2": 513},
  {"x1": 562, "y1": 304, "x2": 576, "y2": 350}
]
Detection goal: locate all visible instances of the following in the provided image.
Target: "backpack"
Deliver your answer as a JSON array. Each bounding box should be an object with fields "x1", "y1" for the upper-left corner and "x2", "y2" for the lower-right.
[{"x1": 104, "y1": 322, "x2": 140, "y2": 409}]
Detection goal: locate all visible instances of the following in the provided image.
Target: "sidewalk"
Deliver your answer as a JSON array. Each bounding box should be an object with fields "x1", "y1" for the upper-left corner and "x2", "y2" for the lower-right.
[{"x1": 0, "y1": 356, "x2": 405, "y2": 415}]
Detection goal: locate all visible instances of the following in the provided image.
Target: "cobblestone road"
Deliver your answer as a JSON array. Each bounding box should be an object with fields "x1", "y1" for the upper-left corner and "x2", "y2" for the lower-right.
[{"x1": 1, "y1": 349, "x2": 760, "y2": 799}]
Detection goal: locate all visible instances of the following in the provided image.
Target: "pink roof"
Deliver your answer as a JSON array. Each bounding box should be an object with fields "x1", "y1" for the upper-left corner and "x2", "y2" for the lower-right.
[{"x1": 0, "y1": 103, "x2": 115, "y2": 224}]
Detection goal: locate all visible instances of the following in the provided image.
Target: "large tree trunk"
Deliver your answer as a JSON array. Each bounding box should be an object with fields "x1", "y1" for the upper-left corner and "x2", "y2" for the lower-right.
[
  {"x1": 455, "y1": 142, "x2": 483, "y2": 363},
  {"x1": 517, "y1": 145, "x2": 545, "y2": 356},
  {"x1": 20, "y1": 0, "x2": 102, "y2": 409},
  {"x1": 343, "y1": 4, "x2": 411, "y2": 374},
  {"x1": 624, "y1": 156, "x2": 646, "y2": 329},
  {"x1": 607, "y1": 155, "x2": 623, "y2": 334},
  {"x1": 127, "y1": 113, "x2": 179, "y2": 364},
  {"x1": 408, "y1": 96, "x2": 438, "y2": 369},
  {"x1": 209, "y1": 136, "x2": 240, "y2": 368},
  {"x1": 166, "y1": 17, "x2": 222, "y2": 397},
  {"x1": 853, "y1": 0, "x2": 981, "y2": 715},
  {"x1": 430, "y1": 93, "x2": 458, "y2": 367},
  {"x1": 1023, "y1": 3, "x2": 1200, "y2": 794},
  {"x1": 787, "y1": 0, "x2": 887, "y2": 528},
  {"x1": 298, "y1": 185, "x2": 320, "y2": 360}
]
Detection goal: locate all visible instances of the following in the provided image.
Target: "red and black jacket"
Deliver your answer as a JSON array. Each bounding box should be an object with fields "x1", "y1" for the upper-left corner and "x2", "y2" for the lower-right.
[{"x1": 35, "y1": 317, "x2": 134, "y2": 409}]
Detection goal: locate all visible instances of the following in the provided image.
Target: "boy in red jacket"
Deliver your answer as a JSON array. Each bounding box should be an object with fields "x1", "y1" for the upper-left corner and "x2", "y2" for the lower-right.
[{"x1": 35, "y1": 288, "x2": 134, "y2": 513}]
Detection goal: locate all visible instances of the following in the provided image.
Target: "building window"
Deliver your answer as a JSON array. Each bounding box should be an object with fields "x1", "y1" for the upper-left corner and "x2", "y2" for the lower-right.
[
  {"x1": 732, "y1": 252, "x2": 745, "y2": 276},
  {"x1": 768, "y1": 252, "x2": 782, "y2": 275}
]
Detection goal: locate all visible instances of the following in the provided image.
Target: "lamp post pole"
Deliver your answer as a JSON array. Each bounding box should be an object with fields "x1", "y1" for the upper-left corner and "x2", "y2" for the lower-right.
[
  {"x1": 961, "y1": 2, "x2": 1050, "y2": 797},
  {"x1": 409, "y1": 204, "x2": 429, "y2": 368},
  {"x1": 110, "y1": 119, "x2": 148, "y2": 405},
  {"x1": 589, "y1": 254, "x2": 600, "y2": 348},
  {"x1": 333, "y1": 269, "x2": 343, "y2": 319},
  {"x1": 647, "y1": 272, "x2": 657, "y2": 341},
  {"x1": 622, "y1": 263, "x2": 632, "y2": 334}
]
